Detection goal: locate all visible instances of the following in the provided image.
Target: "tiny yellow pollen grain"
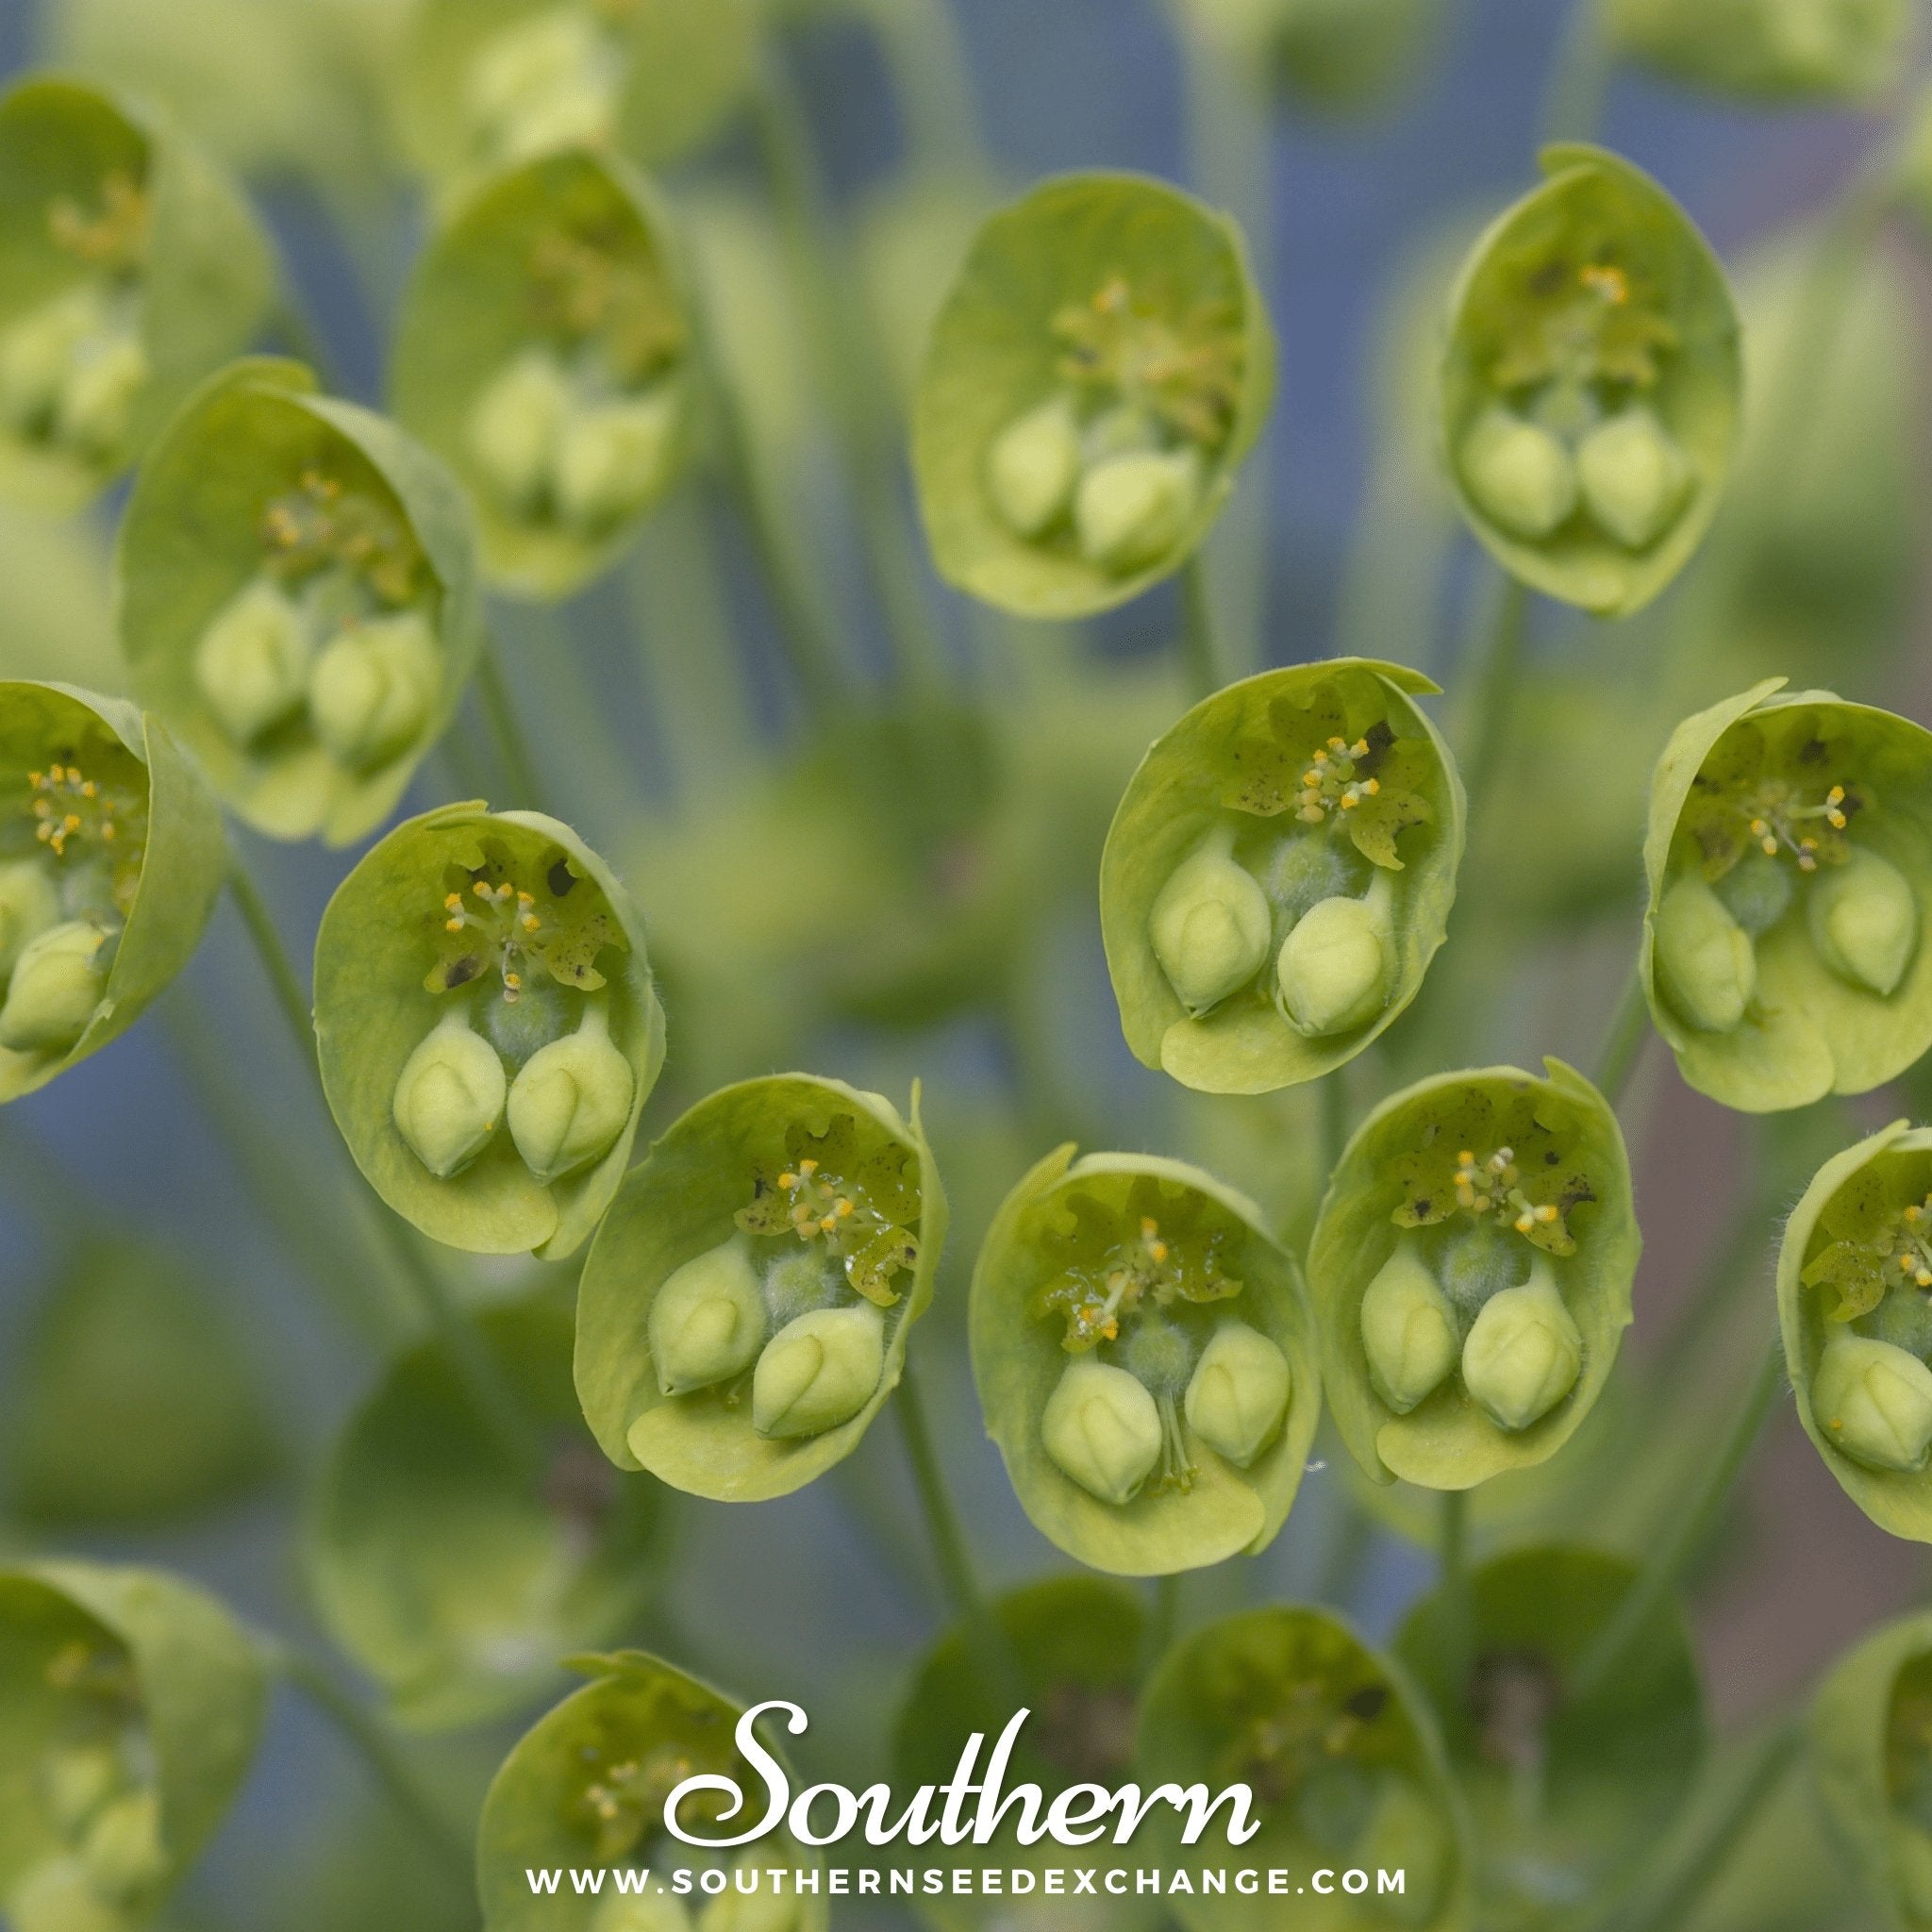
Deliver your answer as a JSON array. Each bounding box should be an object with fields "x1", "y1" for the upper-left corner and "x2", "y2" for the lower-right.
[
  {"x1": 1536, "y1": 1205, "x2": 1559, "y2": 1223},
  {"x1": 100, "y1": 823, "x2": 114, "y2": 841},
  {"x1": 1831, "y1": 1417, "x2": 1843, "y2": 1430},
  {"x1": 445, "y1": 917, "x2": 463, "y2": 932},
  {"x1": 1761, "y1": 837, "x2": 1779, "y2": 857},
  {"x1": 1150, "y1": 1241, "x2": 1170, "y2": 1264},
  {"x1": 1515, "y1": 1212, "x2": 1536, "y2": 1234},
  {"x1": 523, "y1": 914, "x2": 541, "y2": 932},
  {"x1": 474, "y1": 881, "x2": 491, "y2": 898},
  {"x1": 835, "y1": 1197, "x2": 854, "y2": 1218},
  {"x1": 1457, "y1": 1150, "x2": 1474, "y2": 1165},
  {"x1": 778, "y1": 1171, "x2": 798, "y2": 1189},
  {"x1": 444, "y1": 892, "x2": 461, "y2": 909},
  {"x1": 1749, "y1": 819, "x2": 1767, "y2": 836},
  {"x1": 820, "y1": 1216, "x2": 838, "y2": 1233},
  {"x1": 1365, "y1": 778, "x2": 1381, "y2": 795}
]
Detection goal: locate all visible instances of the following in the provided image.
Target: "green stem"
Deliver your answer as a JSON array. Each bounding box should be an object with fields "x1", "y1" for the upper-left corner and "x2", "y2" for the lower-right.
[
  {"x1": 858, "y1": 0, "x2": 989, "y2": 178},
  {"x1": 274, "y1": 1645, "x2": 473, "y2": 1882},
  {"x1": 1541, "y1": 0, "x2": 1615, "y2": 145},
  {"x1": 1457, "y1": 572, "x2": 1530, "y2": 824},
  {"x1": 1150, "y1": 1574, "x2": 1182, "y2": 1670},
  {"x1": 1569, "y1": 1333, "x2": 1786, "y2": 1706},
  {"x1": 1179, "y1": 556, "x2": 1229, "y2": 703},
  {"x1": 1439, "y1": 1489, "x2": 1475, "y2": 1699},
  {"x1": 1590, "y1": 960, "x2": 1650, "y2": 1105},
  {"x1": 473, "y1": 634, "x2": 555, "y2": 819},
  {"x1": 227, "y1": 853, "x2": 313, "y2": 1058},
  {"x1": 1318, "y1": 1069, "x2": 1350, "y2": 1191}
]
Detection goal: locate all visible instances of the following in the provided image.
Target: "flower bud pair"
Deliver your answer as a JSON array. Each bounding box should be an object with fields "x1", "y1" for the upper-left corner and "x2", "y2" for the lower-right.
[
  {"x1": 0, "y1": 920, "x2": 108, "y2": 1055},
  {"x1": 555, "y1": 390, "x2": 680, "y2": 532},
  {"x1": 192, "y1": 578, "x2": 311, "y2": 746},
  {"x1": 468, "y1": 348, "x2": 573, "y2": 510},
  {"x1": 1149, "y1": 825, "x2": 1272, "y2": 1017},
  {"x1": 0, "y1": 288, "x2": 145, "y2": 459},
  {"x1": 1276, "y1": 871, "x2": 1394, "y2": 1038},
  {"x1": 308, "y1": 611, "x2": 441, "y2": 772}
]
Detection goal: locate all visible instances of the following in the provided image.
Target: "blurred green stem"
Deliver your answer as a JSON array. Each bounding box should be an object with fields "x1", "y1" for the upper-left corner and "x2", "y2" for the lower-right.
[
  {"x1": 475, "y1": 634, "x2": 555, "y2": 819},
  {"x1": 1569, "y1": 1332, "x2": 1785, "y2": 1705},
  {"x1": 859, "y1": 0, "x2": 988, "y2": 177},
  {"x1": 1456, "y1": 571, "x2": 1529, "y2": 826},
  {"x1": 274, "y1": 1645, "x2": 473, "y2": 1883},
  {"x1": 1180, "y1": 556, "x2": 1229, "y2": 702},
  {"x1": 1150, "y1": 1574, "x2": 1182, "y2": 1667},
  {"x1": 1318, "y1": 1070, "x2": 1349, "y2": 1189},
  {"x1": 1439, "y1": 1489, "x2": 1475, "y2": 1699},
  {"x1": 1591, "y1": 961, "x2": 1650, "y2": 1105},
  {"x1": 1541, "y1": 0, "x2": 1614, "y2": 144}
]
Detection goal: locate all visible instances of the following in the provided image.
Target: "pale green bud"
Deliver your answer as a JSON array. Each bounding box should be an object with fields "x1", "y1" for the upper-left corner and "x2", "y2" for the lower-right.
[
  {"x1": 193, "y1": 577, "x2": 311, "y2": 745},
  {"x1": 1808, "y1": 845, "x2": 1919, "y2": 997},
  {"x1": 506, "y1": 999, "x2": 634, "y2": 1183},
  {"x1": 467, "y1": 348, "x2": 571, "y2": 508},
  {"x1": 698, "y1": 1855, "x2": 803, "y2": 1932},
  {"x1": 1655, "y1": 874, "x2": 1756, "y2": 1033},
  {"x1": 1040, "y1": 1356, "x2": 1161, "y2": 1506},
  {"x1": 1460, "y1": 1259, "x2": 1583, "y2": 1431},
  {"x1": 649, "y1": 1237, "x2": 768, "y2": 1395},
  {"x1": 465, "y1": 8, "x2": 614, "y2": 160},
  {"x1": 1575, "y1": 405, "x2": 1691, "y2": 551},
  {"x1": 41, "y1": 1743, "x2": 125, "y2": 1840},
  {"x1": 1275, "y1": 872, "x2": 1393, "y2": 1038},
  {"x1": 391, "y1": 1004, "x2": 507, "y2": 1179},
  {"x1": 308, "y1": 610, "x2": 440, "y2": 770},
  {"x1": 1359, "y1": 1244, "x2": 1458, "y2": 1414},
  {"x1": 80, "y1": 1787, "x2": 166, "y2": 1902},
  {"x1": 1183, "y1": 1319, "x2": 1291, "y2": 1466},
  {"x1": 555, "y1": 389, "x2": 680, "y2": 531},
  {"x1": 753, "y1": 1302, "x2": 886, "y2": 1439},
  {"x1": 1357, "y1": 1775, "x2": 1450, "y2": 1926},
  {"x1": 595, "y1": 1890, "x2": 695, "y2": 1932},
  {"x1": 57, "y1": 331, "x2": 149, "y2": 457},
  {"x1": 1892, "y1": 1818, "x2": 1932, "y2": 1922},
  {"x1": 1812, "y1": 1333, "x2": 1932, "y2": 1473},
  {"x1": 0, "y1": 921, "x2": 108, "y2": 1054},
  {"x1": 0, "y1": 858, "x2": 60, "y2": 980},
  {"x1": 1459, "y1": 405, "x2": 1578, "y2": 540},
  {"x1": 0, "y1": 287, "x2": 98, "y2": 430},
  {"x1": 1074, "y1": 447, "x2": 1203, "y2": 575},
  {"x1": 986, "y1": 395, "x2": 1082, "y2": 539},
  {"x1": 1149, "y1": 824, "x2": 1272, "y2": 1017}
]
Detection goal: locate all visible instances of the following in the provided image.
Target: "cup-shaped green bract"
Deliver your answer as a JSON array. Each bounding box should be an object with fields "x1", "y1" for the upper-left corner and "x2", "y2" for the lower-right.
[
  {"x1": 2, "y1": 1238, "x2": 278, "y2": 1528},
  {"x1": 1102, "y1": 658, "x2": 1465, "y2": 1095},
  {"x1": 0, "y1": 1560, "x2": 266, "y2": 1932},
  {"x1": 0, "y1": 681, "x2": 224, "y2": 1105},
  {"x1": 0, "y1": 75, "x2": 273, "y2": 515},
  {"x1": 913, "y1": 172, "x2": 1275, "y2": 619},
  {"x1": 1136, "y1": 1607, "x2": 1471, "y2": 1931},
  {"x1": 1603, "y1": 0, "x2": 1911, "y2": 104},
  {"x1": 890, "y1": 1575, "x2": 1157, "y2": 1931},
  {"x1": 1642, "y1": 679, "x2": 1932, "y2": 1113},
  {"x1": 1773, "y1": 1121, "x2": 1932, "y2": 1541},
  {"x1": 1308, "y1": 1058, "x2": 1639, "y2": 1491},
  {"x1": 315, "y1": 802, "x2": 665, "y2": 1257},
  {"x1": 1174, "y1": 0, "x2": 1443, "y2": 114},
  {"x1": 308, "y1": 1294, "x2": 672, "y2": 1732},
  {"x1": 477, "y1": 1650, "x2": 827, "y2": 1932},
  {"x1": 1441, "y1": 144, "x2": 1741, "y2": 618},
  {"x1": 119, "y1": 358, "x2": 482, "y2": 846},
  {"x1": 392, "y1": 147, "x2": 695, "y2": 601},
  {"x1": 1395, "y1": 1543, "x2": 1706, "y2": 1924},
  {"x1": 397, "y1": 0, "x2": 755, "y2": 194},
  {"x1": 1808, "y1": 1607, "x2": 1932, "y2": 1930},
  {"x1": 971, "y1": 1149, "x2": 1321, "y2": 1576},
  {"x1": 577, "y1": 1075, "x2": 944, "y2": 1502}
]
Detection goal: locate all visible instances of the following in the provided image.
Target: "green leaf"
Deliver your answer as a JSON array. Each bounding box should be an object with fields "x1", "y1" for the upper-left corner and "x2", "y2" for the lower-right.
[
  {"x1": 913, "y1": 171, "x2": 1275, "y2": 619},
  {"x1": 1604, "y1": 0, "x2": 1911, "y2": 103},
  {"x1": 313, "y1": 802, "x2": 666, "y2": 1258},
  {"x1": 307, "y1": 1292, "x2": 672, "y2": 1732},
  {"x1": 575, "y1": 1074, "x2": 945, "y2": 1502},
  {"x1": 1101, "y1": 658, "x2": 1464, "y2": 1095},
  {"x1": 1307, "y1": 1058, "x2": 1640, "y2": 1491},
  {"x1": 1441, "y1": 144, "x2": 1742, "y2": 617},
  {"x1": 970, "y1": 1148, "x2": 1322, "y2": 1575}
]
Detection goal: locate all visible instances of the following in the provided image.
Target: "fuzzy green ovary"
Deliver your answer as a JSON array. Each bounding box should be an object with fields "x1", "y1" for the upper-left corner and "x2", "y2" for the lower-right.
[
  {"x1": 1183, "y1": 1319, "x2": 1291, "y2": 1466},
  {"x1": 0, "y1": 282, "x2": 148, "y2": 462},
  {"x1": 391, "y1": 1004, "x2": 507, "y2": 1178},
  {"x1": 1813, "y1": 1334, "x2": 1932, "y2": 1473},
  {"x1": 0, "y1": 921, "x2": 108, "y2": 1054},
  {"x1": 1149, "y1": 824, "x2": 1273, "y2": 1017},
  {"x1": 1808, "y1": 845, "x2": 1920, "y2": 996},
  {"x1": 464, "y1": 6, "x2": 623, "y2": 165},
  {"x1": 1655, "y1": 874, "x2": 1756, "y2": 1033},
  {"x1": 752, "y1": 1302, "x2": 886, "y2": 1439},
  {"x1": 506, "y1": 998, "x2": 633, "y2": 1183},
  {"x1": 1460, "y1": 1257, "x2": 1583, "y2": 1430},
  {"x1": 1041, "y1": 1355, "x2": 1163, "y2": 1506},
  {"x1": 1360, "y1": 1243, "x2": 1459, "y2": 1414},
  {"x1": 1275, "y1": 870, "x2": 1394, "y2": 1038},
  {"x1": 648, "y1": 1238, "x2": 769, "y2": 1394},
  {"x1": 308, "y1": 610, "x2": 441, "y2": 771}
]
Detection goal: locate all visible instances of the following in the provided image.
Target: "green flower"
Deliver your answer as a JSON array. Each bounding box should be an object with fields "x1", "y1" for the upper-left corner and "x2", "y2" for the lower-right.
[
  {"x1": 1603, "y1": 0, "x2": 1911, "y2": 103},
  {"x1": 971, "y1": 1150, "x2": 1321, "y2": 1575},
  {"x1": 1102, "y1": 658, "x2": 1464, "y2": 1094},
  {"x1": 1808, "y1": 1608, "x2": 1932, "y2": 1930},
  {"x1": 913, "y1": 172, "x2": 1275, "y2": 618},
  {"x1": 396, "y1": 0, "x2": 756, "y2": 195},
  {"x1": 393, "y1": 147, "x2": 695, "y2": 600},
  {"x1": 314, "y1": 803, "x2": 665, "y2": 1257},
  {"x1": 0, "y1": 75, "x2": 273, "y2": 514},
  {"x1": 0, "y1": 681, "x2": 225, "y2": 1104},
  {"x1": 308, "y1": 1294, "x2": 671, "y2": 1731},
  {"x1": 890, "y1": 1574, "x2": 1157, "y2": 1928},
  {"x1": 1773, "y1": 1121, "x2": 1932, "y2": 1540},
  {"x1": 576, "y1": 1075, "x2": 944, "y2": 1502},
  {"x1": 119, "y1": 359, "x2": 483, "y2": 846},
  {"x1": 1642, "y1": 679, "x2": 1932, "y2": 1112},
  {"x1": 1134, "y1": 1606, "x2": 1471, "y2": 1931},
  {"x1": 0, "y1": 1561, "x2": 265, "y2": 1932},
  {"x1": 1170, "y1": 0, "x2": 1445, "y2": 115},
  {"x1": 1308, "y1": 1058, "x2": 1639, "y2": 1491},
  {"x1": 1394, "y1": 1544, "x2": 1706, "y2": 1924},
  {"x1": 477, "y1": 1651, "x2": 826, "y2": 1932},
  {"x1": 1441, "y1": 144, "x2": 1742, "y2": 616}
]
